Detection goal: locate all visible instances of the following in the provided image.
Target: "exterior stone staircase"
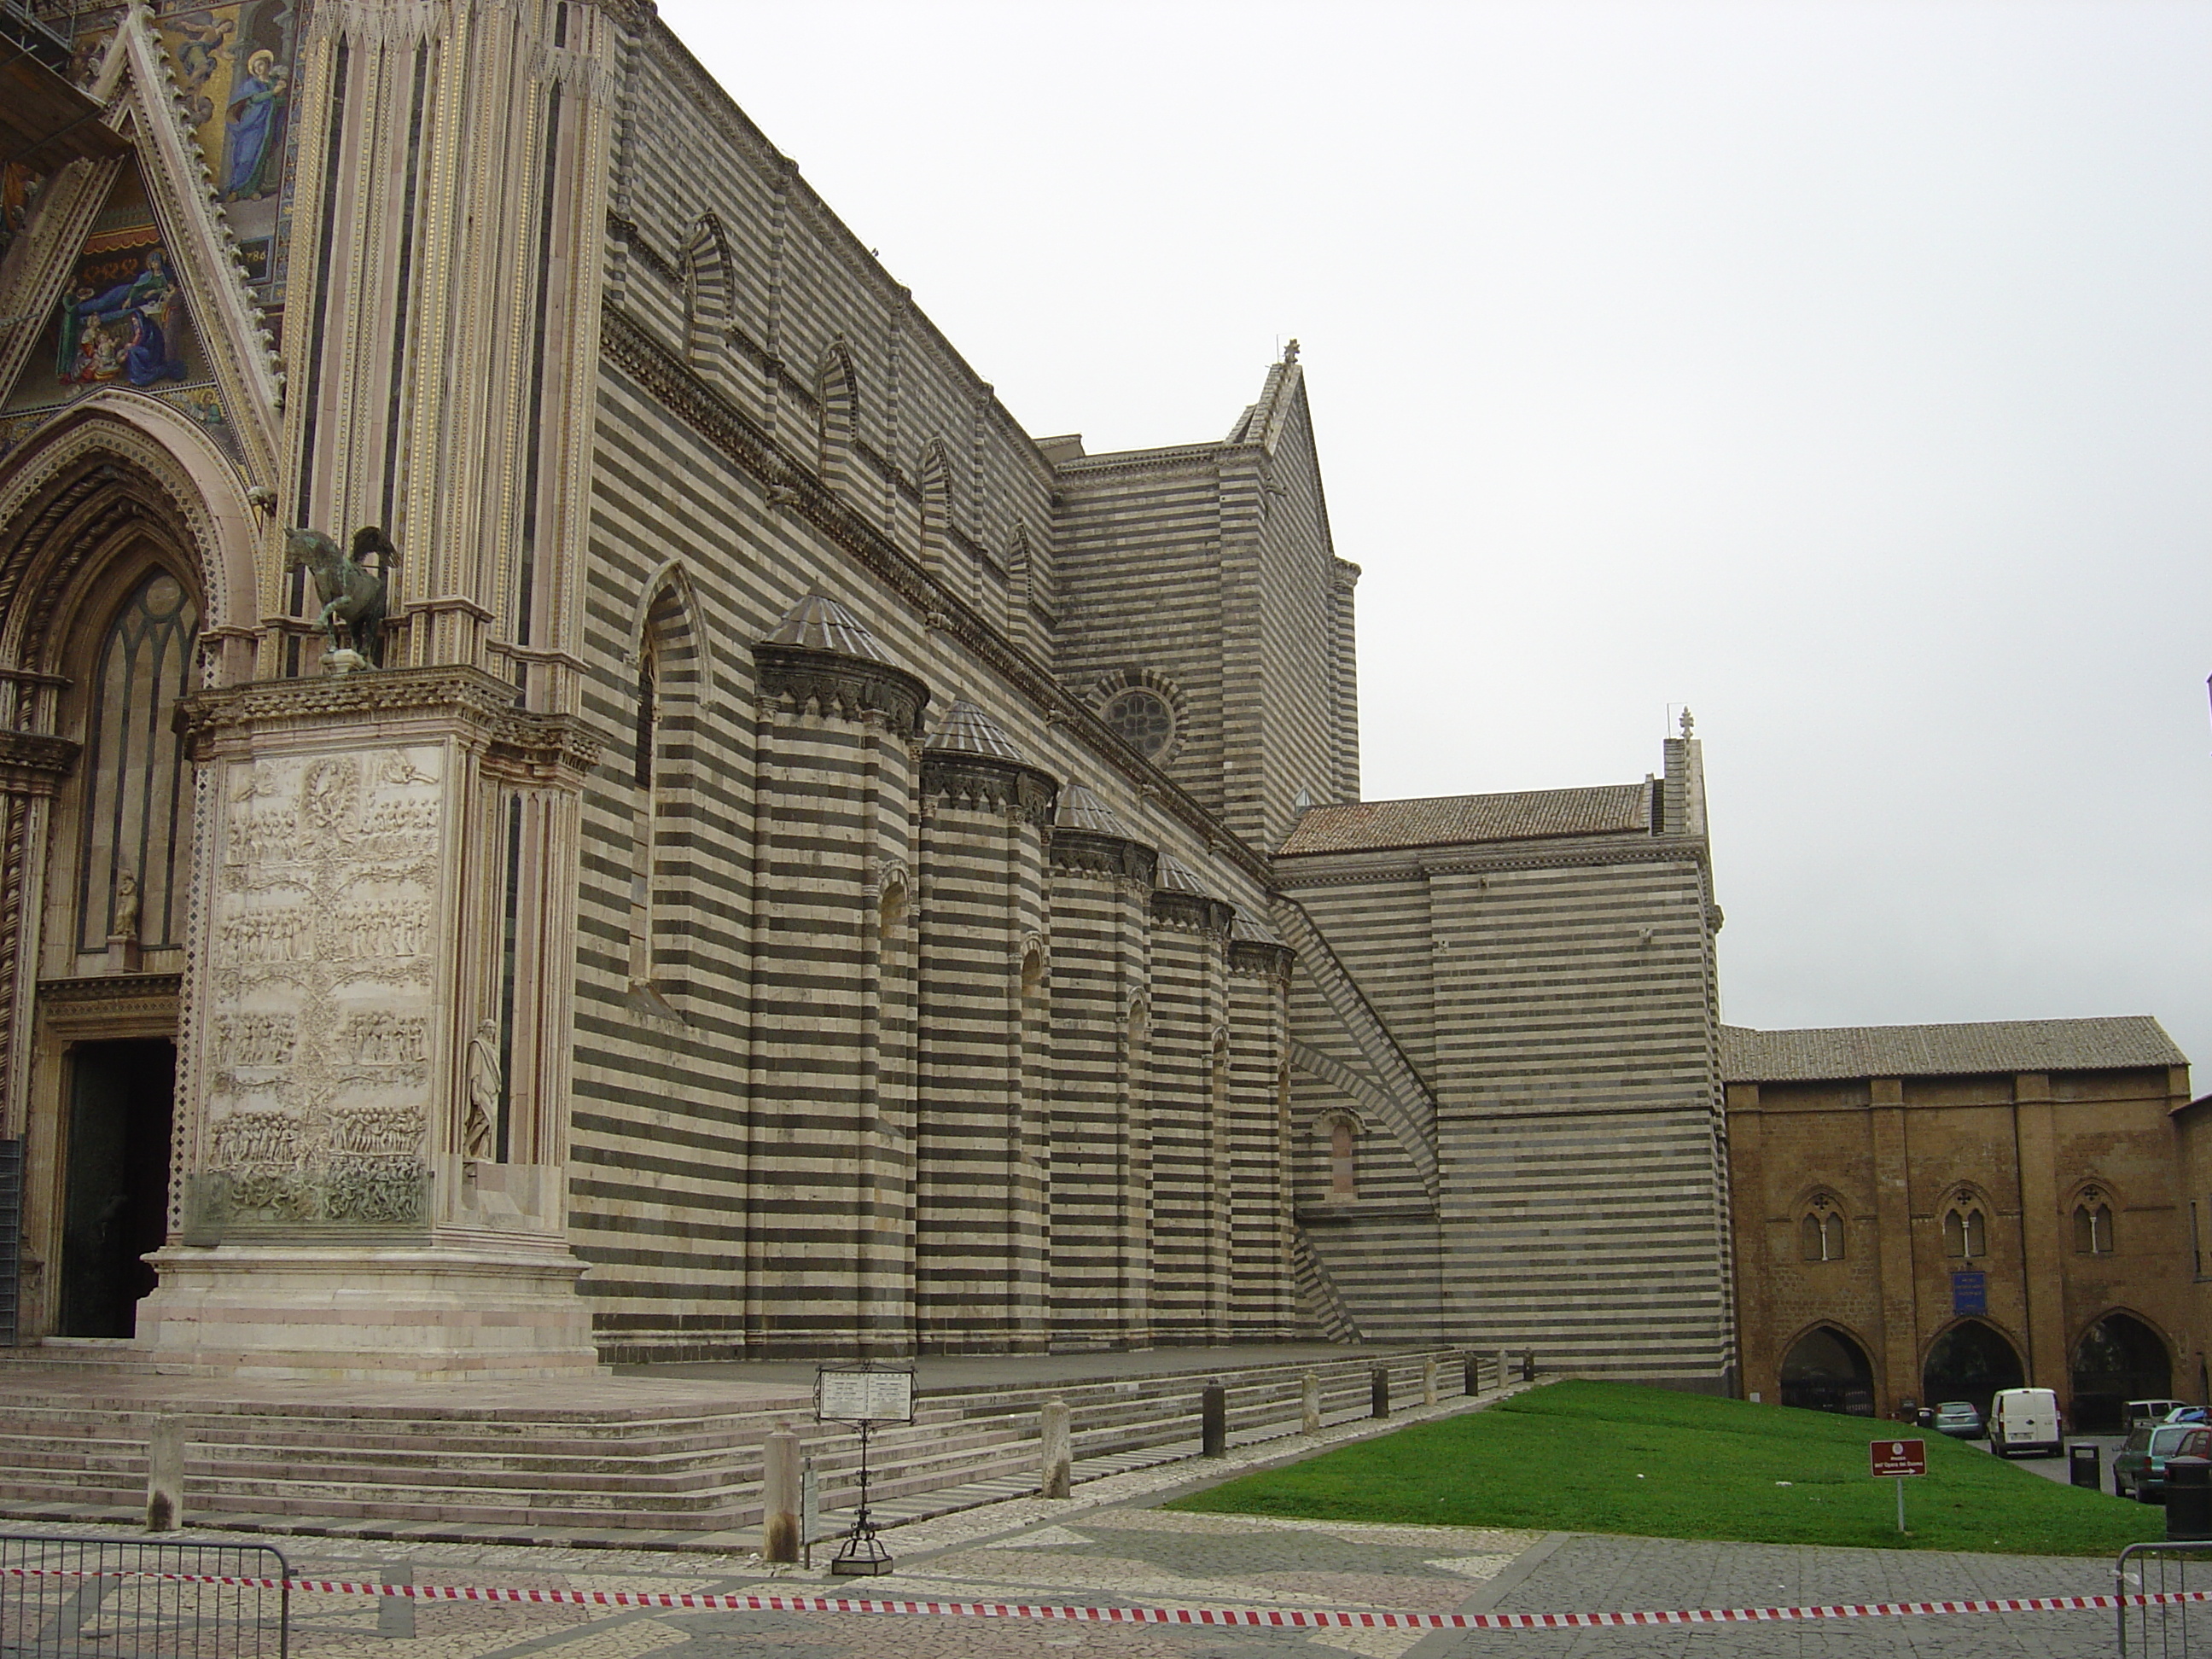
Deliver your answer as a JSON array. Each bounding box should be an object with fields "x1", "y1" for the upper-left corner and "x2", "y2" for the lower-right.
[{"x1": 0, "y1": 1346, "x2": 1480, "y2": 1540}]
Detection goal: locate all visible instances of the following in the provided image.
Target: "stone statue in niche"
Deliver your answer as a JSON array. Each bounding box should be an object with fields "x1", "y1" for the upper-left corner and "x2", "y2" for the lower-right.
[
  {"x1": 464, "y1": 1018, "x2": 500, "y2": 1161},
  {"x1": 107, "y1": 867, "x2": 143, "y2": 969},
  {"x1": 112, "y1": 870, "x2": 140, "y2": 940},
  {"x1": 284, "y1": 525, "x2": 399, "y2": 669}
]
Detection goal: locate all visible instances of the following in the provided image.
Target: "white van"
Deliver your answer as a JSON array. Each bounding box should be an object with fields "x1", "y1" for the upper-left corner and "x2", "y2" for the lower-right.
[{"x1": 1988, "y1": 1388, "x2": 2063, "y2": 1458}]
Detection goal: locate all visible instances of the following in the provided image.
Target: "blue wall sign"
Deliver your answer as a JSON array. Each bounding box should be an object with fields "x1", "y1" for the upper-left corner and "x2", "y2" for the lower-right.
[{"x1": 1952, "y1": 1271, "x2": 1988, "y2": 1315}]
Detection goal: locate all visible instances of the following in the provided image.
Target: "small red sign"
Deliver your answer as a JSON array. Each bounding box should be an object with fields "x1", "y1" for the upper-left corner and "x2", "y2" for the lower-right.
[{"x1": 1870, "y1": 1439, "x2": 1928, "y2": 1478}]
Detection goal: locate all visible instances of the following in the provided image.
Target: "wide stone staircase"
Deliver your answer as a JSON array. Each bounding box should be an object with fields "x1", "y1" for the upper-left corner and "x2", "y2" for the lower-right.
[{"x1": 0, "y1": 1346, "x2": 1487, "y2": 1542}]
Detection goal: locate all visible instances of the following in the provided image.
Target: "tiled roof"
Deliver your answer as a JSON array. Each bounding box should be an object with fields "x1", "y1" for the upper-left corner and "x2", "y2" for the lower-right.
[
  {"x1": 1278, "y1": 784, "x2": 1652, "y2": 857},
  {"x1": 924, "y1": 700, "x2": 1027, "y2": 760},
  {"x1": 1721, "y1": 1017, "x2": 2187, "y2": 1083},
  {"x1": 1231, "y1": 913, "x2": 1285, "y2": 946},
  {"x1": 759, "y1": 594, "x2": 893, "y2": 661},
  {"x1": 1057, "y1": 783, "x2": 1133, "y2": 835}
]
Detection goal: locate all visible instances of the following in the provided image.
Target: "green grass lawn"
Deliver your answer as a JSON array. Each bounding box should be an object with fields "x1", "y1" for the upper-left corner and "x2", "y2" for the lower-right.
[{"x1": 1169, "y1": 1380, "x2": 2166, "y2": 1556}]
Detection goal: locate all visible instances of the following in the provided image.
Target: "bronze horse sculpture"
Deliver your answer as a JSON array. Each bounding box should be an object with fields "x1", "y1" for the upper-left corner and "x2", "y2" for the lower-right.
[{"x1": 285, "y1": 525, "x2": 398, "y2": 666}]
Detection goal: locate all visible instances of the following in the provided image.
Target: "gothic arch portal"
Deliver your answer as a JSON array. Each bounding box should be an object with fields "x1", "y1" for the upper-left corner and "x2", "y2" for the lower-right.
[
  {"x1": 1778, "y1": 1323, "x2": 1877, "y2": 1415},
  {"x1": 2071, "y1": 1310, "x2": 2173, "y2": 1431},
  {"x1": 0, "y1": 407, "x2": 244, "y2": 1342},
  {"x1": 1922, "y1": 1318, "x2": 2026, "y2": 1417}
]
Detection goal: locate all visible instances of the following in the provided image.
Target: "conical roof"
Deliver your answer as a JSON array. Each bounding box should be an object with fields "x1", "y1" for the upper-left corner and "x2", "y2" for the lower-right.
[
  {"x1": 1158, "y1": 853, "x2": 1212, "y2": 896},
  {"x1": 760, "y1": 594, "x2": 893, "y2": 662},
  {"x1": 1231, "y1": 912, "x2": 1285, "y2": 946},
  {"x1": 924, "y1": 700, "x2": 1027, "y2": 761},
  {"x1": 1057, "y1": 783, "x2": 1133, "y2": 835}
]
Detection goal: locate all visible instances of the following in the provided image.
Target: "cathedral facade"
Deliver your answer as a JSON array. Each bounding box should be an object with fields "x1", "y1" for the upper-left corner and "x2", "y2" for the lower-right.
[{"x1": 0, "y1": 0, "x2": 1735, "y2": 1388}]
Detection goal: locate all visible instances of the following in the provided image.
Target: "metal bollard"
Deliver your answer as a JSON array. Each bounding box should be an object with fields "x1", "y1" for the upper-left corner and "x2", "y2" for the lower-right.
[
  {"x1": 1039, "y1": 1397, "x2": 1073, "y2": 1498},
  {"x1": 1464, "y1": 1352, "x2": 1481, "y2": 1397},
  {"x1": 2067, "y1": 1442, "x2": 2102, "y2": 1491},
  {"x1": 1371, "y1": 1365, "x2": 1390, "y2": 1419},
  {"x1": 1201, "y1": 1383, "x2": 1228, "y2": 1457},
  {"x1": 760, "y1": 1430, "x2": 801, "y2": 1563},
  {"x1": 145, "y1": 1417, "x2": 184, "y2": 1532},
  {"x1": 1301, "y1": 1371, "x2": 1322, "y2": 1434},
  {"x1": 1522, "y1": 1350, "x2": 1536, "y2": 1383},
  {"x1": 2167, "y1": 1457, "x2": 2212, "y2": 1541}
]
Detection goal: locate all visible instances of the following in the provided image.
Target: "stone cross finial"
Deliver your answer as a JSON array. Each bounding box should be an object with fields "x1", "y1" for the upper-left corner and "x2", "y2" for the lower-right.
[
  {"x1": 1283, "y1": 338, "x2": 1301, "y2": 364},
  {"x1": 1679, "y1": 707, "x2": 1695, "y2": 740}
]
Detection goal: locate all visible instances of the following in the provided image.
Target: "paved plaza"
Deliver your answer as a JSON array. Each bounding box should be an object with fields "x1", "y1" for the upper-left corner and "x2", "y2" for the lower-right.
[{"x1": 0, "y1": 1452, "x2": 2138, "y2": 1659}]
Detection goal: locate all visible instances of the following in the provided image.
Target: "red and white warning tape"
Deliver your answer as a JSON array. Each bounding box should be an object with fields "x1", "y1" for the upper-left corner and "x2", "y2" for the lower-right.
[{"x1": 0, "y1": 1565, "x2": 2182, "y2": 1630}]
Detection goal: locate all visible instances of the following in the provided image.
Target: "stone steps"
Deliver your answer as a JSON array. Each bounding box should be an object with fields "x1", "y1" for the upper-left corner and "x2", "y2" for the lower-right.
[{"x1": 0, "y1": 1347, "x2": 1479, "y2": 1534}]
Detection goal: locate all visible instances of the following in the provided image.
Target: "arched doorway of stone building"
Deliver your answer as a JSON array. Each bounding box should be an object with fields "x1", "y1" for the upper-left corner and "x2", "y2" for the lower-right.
[
  {"x1": 1923, "y1": 1319, "x2": 2025, "y2": 1417},
  {"x1": 1779, "y1": 1325, "x2": 1877, "y2": 1415},
  {"x1": 2071, "y1": 1313, "x2": 2173, "y2": 1432}
]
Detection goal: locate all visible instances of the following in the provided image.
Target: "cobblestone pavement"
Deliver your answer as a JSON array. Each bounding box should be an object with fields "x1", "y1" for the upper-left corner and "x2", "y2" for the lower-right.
[{"x1": 0, "y1": 1495, "x2": 2139, "y2": 1659}]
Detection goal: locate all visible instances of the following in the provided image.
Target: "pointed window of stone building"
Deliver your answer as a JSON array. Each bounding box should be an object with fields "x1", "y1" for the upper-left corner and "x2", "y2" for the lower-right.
[
  {"x1": 1944, "y1": 1203, "x2": 1987, "y2": 1259},
  {"x1": 1800, "y1": 1196, "x2": 1845, "y2": 1261},
  {"x1": 628, "y1": 574, "x2": 697, "y2": 1007},
  {"x1": 76, "y1": 568, "x2": 198, "y2": 953},
  {"x1": 1328, "y1": 1116, "x2": 1356, "y2": 1200},
  {"x1": 2074, "y1": 1191, "x2": 2115, "y2": 1255}
]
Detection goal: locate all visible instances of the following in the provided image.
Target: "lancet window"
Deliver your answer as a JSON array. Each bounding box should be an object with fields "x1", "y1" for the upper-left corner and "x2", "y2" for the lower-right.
[
  {"x1": 2074, "y1": 1189, "x2": 2115, "y2": 1255},
  {"x1": 1799, "y1": 1195, "x2": 1846, "y2": 1261},
  {"x1": 76, "y1": 568, "x2": 198, "y2": 953},
  {"x1": 1943, "y1": 1202, "x2": 1988, "y2": 1259}
]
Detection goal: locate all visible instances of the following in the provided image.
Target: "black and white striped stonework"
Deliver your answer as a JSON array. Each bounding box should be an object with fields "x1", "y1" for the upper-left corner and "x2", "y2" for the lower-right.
[
  {"x1": 551, "y1": 5, "x2": 1738, "y2": 1375},
  {"x1": 1272, "y1": 742, "x2": 1735, "y2": 1388}
]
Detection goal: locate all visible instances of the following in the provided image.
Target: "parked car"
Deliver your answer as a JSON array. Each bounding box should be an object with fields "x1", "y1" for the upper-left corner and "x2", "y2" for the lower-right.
[
  {"x1": 2116, "y1": 1424, "x2": 2212, "y2": 1502},
  {"x1": 1988, "y1": 1388, "x2": 2063, "y2": 1458},
  {"x1": 2126, "y1": 1399, "x2": 2192, "y2": 1429},
  {"x1": 2166, "y1": 1407, "x2": 2209, "y2": 1425},
  {"x1": 1932, "y1": 1400, "x2": 1983, "y2": 1439}
]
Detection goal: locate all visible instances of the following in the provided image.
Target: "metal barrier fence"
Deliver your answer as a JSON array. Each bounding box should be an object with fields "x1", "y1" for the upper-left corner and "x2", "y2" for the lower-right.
[
  {"x1": 0, "y1": 1534, "x2": 288, "y2": 1659},
  {"x1": 2116, "y1": 1541, "x2": 2212, "y2": 1658}
]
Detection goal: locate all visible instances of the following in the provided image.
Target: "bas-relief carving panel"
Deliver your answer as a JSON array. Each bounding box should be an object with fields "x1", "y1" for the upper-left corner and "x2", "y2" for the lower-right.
[{"x1": 196, "y1": 745, "x2": 445, "y2": 1228}]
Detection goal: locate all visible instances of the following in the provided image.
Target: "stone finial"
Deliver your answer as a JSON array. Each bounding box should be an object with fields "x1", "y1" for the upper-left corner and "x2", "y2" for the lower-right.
[
  {"x1": 1679, "y1": 707, "x2": 1695, "y2": 740},
  {"x1": 1282, "y1": 337, "x2": 1301, "y2": 364}
]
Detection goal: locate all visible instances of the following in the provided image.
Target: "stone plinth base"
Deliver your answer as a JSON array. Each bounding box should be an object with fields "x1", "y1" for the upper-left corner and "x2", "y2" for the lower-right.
[{"x1": 133, "y1": 1241, "x2": 603, "y2": 1381}]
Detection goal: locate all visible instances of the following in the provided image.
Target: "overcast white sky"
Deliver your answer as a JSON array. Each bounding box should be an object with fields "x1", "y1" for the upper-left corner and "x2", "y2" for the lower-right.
[{"x1": 661, "y1": 0, "x2": 2212, "y2": 1069}]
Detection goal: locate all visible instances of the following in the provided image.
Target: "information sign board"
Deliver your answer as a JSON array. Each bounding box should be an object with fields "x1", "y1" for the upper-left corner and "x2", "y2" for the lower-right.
[
  {"x1": 1869, "y1": 1439, "x2": 1927, "y2": 1479},
  {"x1": 816, "y1": 1368, "x2": 915, "y2": 1424},
  {"x1": 1951, "y1": 1271, "x2": 1987, "y2": 1316}
]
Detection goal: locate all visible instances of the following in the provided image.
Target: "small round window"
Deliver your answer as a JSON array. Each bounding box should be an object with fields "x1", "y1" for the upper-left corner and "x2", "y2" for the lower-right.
[{"x1": 1103, "y1": 688, "x2": 1174, "y2": 758}]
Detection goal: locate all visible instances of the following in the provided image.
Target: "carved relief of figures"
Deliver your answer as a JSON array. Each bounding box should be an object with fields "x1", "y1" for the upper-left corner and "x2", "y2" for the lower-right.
[
  {"x1": 317, "y1": 900, "x2": 430, "y2": 961},
  {"x1": 210, "y1": 1109, "x2": 300, "y2": 1170},
  {"x1": 210, "y1": 1011, "x2": 297, "y2": 1069},
  {"x1": 329, "y1": 1106, "x2": 425, "y2": 1158},
  {"x1": 218, "y1": 907, "x2": 314, "y2": 963},
  {"x1": 335, "y1": 1011, "x2": 428, "y2": 1066},
  {"x1": 201, "y1": 746, "x2": 448, "y2": 1218}
]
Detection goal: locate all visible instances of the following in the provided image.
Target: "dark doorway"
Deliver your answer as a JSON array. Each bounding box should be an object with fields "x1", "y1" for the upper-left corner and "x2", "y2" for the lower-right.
[
  {"x1": 2071, "y1": 1313, "x2": 2173, "y2": 1431},
  {"x1": 1922, "y1": 1319, "x2": 2025, "y2": 1417},
  {"x1": 57, "y1": 1039, "x2": 174, "y2": 1337},
  {"x1": 1779, "y1": 1325, "x2": 1877, "y2": 1415}
]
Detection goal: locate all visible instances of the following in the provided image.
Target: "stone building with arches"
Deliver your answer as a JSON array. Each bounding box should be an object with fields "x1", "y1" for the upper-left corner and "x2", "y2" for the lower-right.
[
  {"x1": 0, "y1": 0, "x2": 1738, "y2": 1385},
  {"x1": 1724, "y1": 1019, "x2": 2196, "y2": 1429}
]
